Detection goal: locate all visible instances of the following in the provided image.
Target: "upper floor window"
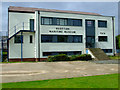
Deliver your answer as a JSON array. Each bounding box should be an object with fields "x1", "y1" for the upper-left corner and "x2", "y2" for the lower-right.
[
  {"x1": 57, "y1": 18, "x2": 68, "y2": 26},
  {"x1": 14, "y1": 35, "x2": 23, "y2": 43},
  {"x1": 41, "y1": 17, "x2": 82, "y2": 26},
  {"x1": 72, "y1": 19, "x2": 82, "y2": 26},
  {"x1": 98, "y1": 36, "x2": 107, "y2": 42},
  {"x1": 98, "y1": 20, "x2": 107, "y2": 28},
  {"x1": 41, "y1": 17, "x2": 53, "y2": 25}
]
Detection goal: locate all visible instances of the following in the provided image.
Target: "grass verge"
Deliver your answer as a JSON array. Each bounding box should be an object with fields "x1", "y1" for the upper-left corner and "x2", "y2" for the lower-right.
[{"x1": 2, "y1": 73, "x2": 119, "y2": 88}]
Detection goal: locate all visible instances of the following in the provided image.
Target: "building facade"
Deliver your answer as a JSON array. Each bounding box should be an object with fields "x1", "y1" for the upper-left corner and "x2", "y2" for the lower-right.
[{"x1": 8, "y1": 6, "x2": 116, "y2": 61}]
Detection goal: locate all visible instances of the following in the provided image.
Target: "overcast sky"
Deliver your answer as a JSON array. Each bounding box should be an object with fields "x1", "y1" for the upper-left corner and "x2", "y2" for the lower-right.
[{"x1": 1, "y1": 2, "x2": 119, "y2": 36}]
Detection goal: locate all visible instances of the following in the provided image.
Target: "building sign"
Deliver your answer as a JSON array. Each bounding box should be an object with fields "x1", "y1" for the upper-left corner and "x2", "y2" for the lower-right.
[
  {"x1": 49, "y1": 27, "x2": 76, "y2": 33},
  {"x1": 100, "y1": 32, "x2": 105, "y2": 34}
]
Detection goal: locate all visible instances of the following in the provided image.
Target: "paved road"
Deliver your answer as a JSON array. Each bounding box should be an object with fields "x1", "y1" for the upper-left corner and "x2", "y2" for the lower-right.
[{"x1": 0, "y1": 61, "x2": 118, "y2": 83}]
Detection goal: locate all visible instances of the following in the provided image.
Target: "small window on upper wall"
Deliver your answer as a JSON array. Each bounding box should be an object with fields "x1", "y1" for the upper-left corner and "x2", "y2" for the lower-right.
[
  {"x1": 14, "y1": 35, "x2": 23, "y2": 43},
  {"x1": 98, "y1": 36, "x2": 108, "y2": 42},
  {"x1": 98, "y1": 20, "x2": 107, "y2": 28}
]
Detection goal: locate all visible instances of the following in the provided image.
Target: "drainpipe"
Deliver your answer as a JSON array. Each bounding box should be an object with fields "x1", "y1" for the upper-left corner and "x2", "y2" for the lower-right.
[
  {"x1": 21, "y1": 32, "x2": 23, "y2": 61},
  {"x1": 112, "y1": 17, "x2": 116, "y2": 56}
]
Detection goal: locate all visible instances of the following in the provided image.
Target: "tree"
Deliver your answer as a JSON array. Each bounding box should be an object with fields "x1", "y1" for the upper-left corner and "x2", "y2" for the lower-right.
[{"x1": 116, "y1": 35, "x2": 120, "y2": 49}]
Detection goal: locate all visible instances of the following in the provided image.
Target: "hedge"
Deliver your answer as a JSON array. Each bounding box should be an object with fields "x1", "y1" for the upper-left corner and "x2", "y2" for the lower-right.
[{"x1": 47, "y1": 54, "x2": 92, "y2": 62}]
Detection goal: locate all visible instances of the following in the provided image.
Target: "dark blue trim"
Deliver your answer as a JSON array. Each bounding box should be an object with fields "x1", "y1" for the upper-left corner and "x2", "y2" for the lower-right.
[{"x1": 21, "y1": 32, "x2": 23, "y2": 62}]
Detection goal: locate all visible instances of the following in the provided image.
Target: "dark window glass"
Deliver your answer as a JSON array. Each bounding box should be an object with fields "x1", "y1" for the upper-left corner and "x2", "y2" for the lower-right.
[
  {"x1": 30, "y1": 35, "x2": 33, "y2": 43},
  {"x1": 41, "y1": 17, "x2": 82, "y2": 26},
  {"x1": 98, "y1": 36, "x2": 107, "y2": 42},
  {"x1": 41, "y1": 35, "x2": 82, "y2": 43},
  {"x1": 102, "y1": 49, "x2": 112, "y2": 53},
  {"x1": 14, "y1": 35, "x2": 23, "y2": 43},
  {"x1": 41, "y1": 35, "x2": 53, "y2": 42},
  {"x1": 30, "y1": 19, "x2": 34, "y2": 31},
  {"x1": 72, "y1": 19, "x2": 82, "y2": 26},
  {"x1": 57, "y1": 35, "x2": 67, "y2": 42},
  {"x1": 43, "y1": 51, "x2": 82, "y2": 56},
  {"x1": 98, "y1": 20, "x2": 107, "y2": 27}
]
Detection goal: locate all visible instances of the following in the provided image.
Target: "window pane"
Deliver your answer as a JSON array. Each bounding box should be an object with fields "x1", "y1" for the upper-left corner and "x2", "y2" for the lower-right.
[
  {"x1": 30, "y1": 35, "x2": 32, "y2": 43},
  {"x1": 98, "y1": 36, "x2": 107, "y2": 41},
  {"x1": 60, "y1": 19, "x2": 65, "y2": 25},
  {"x1": 64, "y1": 19, "x2": 67, "y2": 25},
  {"x1": 44, "y1": 18, "x2": 50, "y2": 25},
  {"x1": 57, "y1": 19, "x2": 60, "y2": 25},
  {"x1": 49, "y1": 18, "x2": 52, "y2": 25},
  {"x1": 14, "y1": 35, "x2": 23, "y2": 43},
  {"x1": 98, "y1": 20, "x2": 107, "y2": 27}
]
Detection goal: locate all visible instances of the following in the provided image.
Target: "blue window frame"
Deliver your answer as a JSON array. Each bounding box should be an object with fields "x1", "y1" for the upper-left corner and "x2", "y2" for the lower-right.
[{"x1": 98, "y1": 20, "x2": 107, "y2": 28}]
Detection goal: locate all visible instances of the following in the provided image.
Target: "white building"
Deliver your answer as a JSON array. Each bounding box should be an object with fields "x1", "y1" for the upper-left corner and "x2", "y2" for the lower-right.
[{"x1": 8, "y1": 6, "x2": 116, "y2": 61}]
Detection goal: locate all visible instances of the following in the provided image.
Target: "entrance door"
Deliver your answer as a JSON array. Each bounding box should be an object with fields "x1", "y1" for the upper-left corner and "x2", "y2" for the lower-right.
[
  {"x1": 85, "y1": 20, "x2": 95, "y2": 48},
  {"x1": 30, "y1": 19, "x2": 34, "y2": 31}
]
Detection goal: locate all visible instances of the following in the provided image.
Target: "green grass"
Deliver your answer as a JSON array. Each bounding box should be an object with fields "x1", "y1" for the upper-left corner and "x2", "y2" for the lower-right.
[
  {"x1": 109, "y1": 56, "x2": 120, "y2": 60},
  {"x1": 2, "y1": 73, "x2": 119, "y2": 88}
]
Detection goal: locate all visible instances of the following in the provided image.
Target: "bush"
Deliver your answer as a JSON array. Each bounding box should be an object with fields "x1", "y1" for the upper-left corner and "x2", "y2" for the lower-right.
[
  {"x1": 70, "y1": 54, "x2": 92, "y2": 61},
  {"x1": 47, "y1": 54, "x2": 70, "y2": 62},
  {"x1": 47, "y1": 54, "x2": 92, "y2": 62}
]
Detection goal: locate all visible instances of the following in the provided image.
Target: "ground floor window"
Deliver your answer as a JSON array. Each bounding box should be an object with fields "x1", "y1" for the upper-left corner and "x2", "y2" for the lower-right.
[
  {"x1": 41, "y1": 35, "x2": 83, "y2": 43},
  {"x1": 102, "y1": 49, "x2": 112, "y2": 53},
  {"x1": 43, "y1": 51, "x2": 82, "y2": 56},
  {"x1": 14, "y1": 35, "x2": 23, "y2": 43}
]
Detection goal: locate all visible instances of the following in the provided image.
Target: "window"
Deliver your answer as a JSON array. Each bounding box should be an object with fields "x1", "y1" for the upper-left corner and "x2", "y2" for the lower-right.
[
  {"x1": 43, "y1": 51, "x2": 82, "y2": 56},
  {"x1": 58, "y1": 35, "x2": 67, "y2": 42},
  {"x1": 57, "y1": 18, "x2": 68, "y2": 25},
  {"x1": 41, "y1": 35, "x2": 83, "y2": 43},
  {"x1": 102, "y1": 49, "x2": 112, "y2": 53},
  {"x1": 41, "y1": 17, "x2": 82, "y2": 26},
  {"x1": 41, "y1": 35, "x2": 53, "y2": 42},
  {"x1": 30, "y1": 35, "x2": 33, "y2": 43},
  {"x1": 98, "y1": 20, "x2": 107, "y2": 28},
  {"x1": 14, "y1": 35, "x2": 23, "y2": 43},
  {"x1": 41, "y1": 17, "x2": 53, "y2": 25},
  {"x1": 98, "y1": 36, "x2": 107, "y2": 42},
  {"x1": 87, "y1": 21, "x2": 93, "y2": 27},
  {"x1": 72, "y1": 19, "x2": 82, "y2": 26}
]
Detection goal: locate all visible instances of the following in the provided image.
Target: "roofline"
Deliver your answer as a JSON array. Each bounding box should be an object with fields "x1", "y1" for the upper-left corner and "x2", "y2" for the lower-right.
[
  {"x1": 8, "y1": 6, "x2": 115, "y2": 18},
  {"x1": 8, "y1": 6, "x2": 102, "y2": 16}
]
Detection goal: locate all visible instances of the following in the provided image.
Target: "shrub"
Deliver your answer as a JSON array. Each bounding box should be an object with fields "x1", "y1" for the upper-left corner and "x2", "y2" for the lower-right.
[
  {"x1": 70, "y1": 55, "x2": 78, "y2": 61},
  {"x1": 47, "y1": 54, "x2": 70, "y2": 62},
  {"x1": 70, "y1": 54, "x2": 92, "y2": 61}
]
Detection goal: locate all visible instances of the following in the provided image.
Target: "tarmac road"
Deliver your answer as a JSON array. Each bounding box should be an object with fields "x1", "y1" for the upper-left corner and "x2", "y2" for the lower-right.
[{"x1": 0, "y1": 61, "x2": 118, "y2": 83}]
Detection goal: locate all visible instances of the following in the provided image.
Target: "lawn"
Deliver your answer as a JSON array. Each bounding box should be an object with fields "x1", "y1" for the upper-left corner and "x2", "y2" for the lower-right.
[
  {"x1": 109, "y1": 56, "x2": 120, "y2": 60},
  {"x1": 2, "y1": 73, "x2": 119, "y2": 88}
]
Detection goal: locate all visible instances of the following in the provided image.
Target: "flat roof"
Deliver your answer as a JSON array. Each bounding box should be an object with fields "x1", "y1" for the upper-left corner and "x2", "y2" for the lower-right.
[{"x1": 8, "y1": 6, "x2": 102, "y2": 16}]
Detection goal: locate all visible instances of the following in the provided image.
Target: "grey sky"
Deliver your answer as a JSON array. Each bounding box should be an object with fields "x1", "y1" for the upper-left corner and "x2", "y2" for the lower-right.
[{"x1": 1, "y1": 2, "x2": 119, "y2": 36}]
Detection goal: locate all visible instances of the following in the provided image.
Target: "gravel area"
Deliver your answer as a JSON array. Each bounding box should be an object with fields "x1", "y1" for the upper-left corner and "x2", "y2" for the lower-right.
[
  {"x1": 89, "y1": 60, "x2": 120, "y2": 64},
  {"x1": 1, "y1": 61, "x2": 118, "y2": 83}
]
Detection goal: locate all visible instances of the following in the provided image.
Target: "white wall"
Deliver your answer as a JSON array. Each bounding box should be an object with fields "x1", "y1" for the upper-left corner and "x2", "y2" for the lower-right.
[
  {"x1": 9, "y1": 12, "x2": 35, "y2": 59},
  {"x1": 39, "y1": 11, "x2": 114, "y2": 57},
  {"x1": 9, "y1": 32, "x2": 35, "y2": 58},
  {"x1": 9, "y1": 10, "x2": 115, "y2": 59},
  {"x1": 9, "y1": 12, "x2": 35, "y2": 37}
]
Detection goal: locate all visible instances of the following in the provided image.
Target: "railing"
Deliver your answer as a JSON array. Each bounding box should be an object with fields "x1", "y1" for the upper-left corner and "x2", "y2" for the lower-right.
[{"x1": 9, "y1": 22, "x2": 31, "y2": 37}]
